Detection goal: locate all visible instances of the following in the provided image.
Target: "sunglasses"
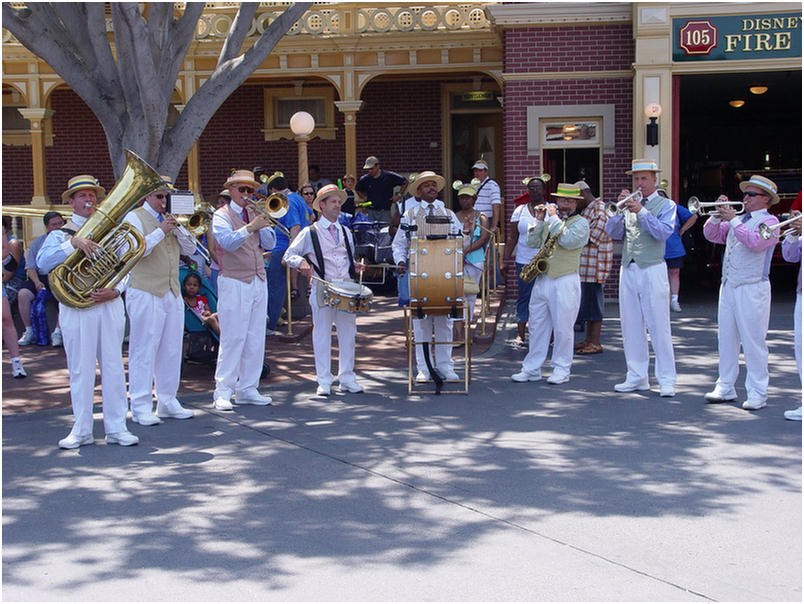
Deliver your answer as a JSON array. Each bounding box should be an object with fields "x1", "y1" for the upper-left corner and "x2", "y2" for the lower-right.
[
  {"x1": 154, "y1": 193, "x2": 167, "y2": 200},
  {"x1": 743, "y1": 191, "x2": 767, "y2": 198},
  {"x1": 238, "y1": 186, "x2": 254, "y2": 194},
  {"x1": 302, "y1": 191, "x2": 315, "y2": 196}
]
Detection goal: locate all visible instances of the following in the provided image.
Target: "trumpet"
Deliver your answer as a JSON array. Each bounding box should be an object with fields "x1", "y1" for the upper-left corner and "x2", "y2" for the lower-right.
[
  {"x1": 758, "y1": 212, "x2": 802, "y2": 240},
  {"x1": 687, "y1": 197, "x2": 744, "y2": 216},
  {"x1": 604, "y1": 188, "x2": 643, "y2": 217},
  {"x1": 247, "y1": 192, "x2": 292, "y2": 237}
]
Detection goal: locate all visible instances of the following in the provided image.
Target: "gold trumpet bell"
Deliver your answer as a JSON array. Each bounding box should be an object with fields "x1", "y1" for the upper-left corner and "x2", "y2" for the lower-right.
[
  {"x1": 177, "y1": 212, "x2": 210, "y2": 237},
  {"x1": 265, "y1": 192, "x2": 289, "y2": 219}
]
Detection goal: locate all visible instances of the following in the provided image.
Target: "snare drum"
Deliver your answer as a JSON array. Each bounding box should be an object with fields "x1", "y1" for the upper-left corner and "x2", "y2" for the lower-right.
[
  {"x1": 408, "y1": 236, "x2": 464, "y2": 315},
  {"x1": 322, "y1": 280, "x2": 373, "y2": 314}
]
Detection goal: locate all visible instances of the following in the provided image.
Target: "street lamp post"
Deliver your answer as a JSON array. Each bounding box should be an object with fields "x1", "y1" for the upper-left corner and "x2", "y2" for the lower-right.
[{"x1": 289, "y1": 111, "x2": 315, "y2": 187}]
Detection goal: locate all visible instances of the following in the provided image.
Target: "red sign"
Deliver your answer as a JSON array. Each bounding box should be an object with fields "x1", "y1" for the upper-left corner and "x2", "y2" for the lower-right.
[{"x1": 679, "y1": 20, "x2": 718, "y2": 55}]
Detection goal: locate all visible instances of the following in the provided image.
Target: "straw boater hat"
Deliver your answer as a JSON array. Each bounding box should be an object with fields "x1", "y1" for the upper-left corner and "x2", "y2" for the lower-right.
[
  {"x1": 409, "y1": 171, "x2": 446, "y2": 196},
  {"x1": 61, "y1": 174, "x2": 106, "y2": 202},
  {"x1": 224, "y1": 169, "x2": 260, "y2": 189},
  {"x1": 551, "y1": 183, "x2": 585, "y2": 200},
  {"x1": 626, "y1": 158, "x2": 661, "y2": 174},
  {"x1": 158, "y1": 175, "x2": 175, "y2": 191},
  {"x1": 739, "y1": 174, "x2": 780, "y2": 206},
  {"x1": 312, "y1": 183, "x2": 348, "y2": 212}
]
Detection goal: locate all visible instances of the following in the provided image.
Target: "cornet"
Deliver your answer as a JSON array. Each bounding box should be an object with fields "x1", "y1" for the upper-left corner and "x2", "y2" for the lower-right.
[
  {"x1": 687, "y1": 197, "x2": 744, "y2": 216},
  {"x1": 605, "y1": 188, "x2": 643, "y2": 217},
  {"x1": 758, "y1": 212, "x2": 802, "y2": 240}
]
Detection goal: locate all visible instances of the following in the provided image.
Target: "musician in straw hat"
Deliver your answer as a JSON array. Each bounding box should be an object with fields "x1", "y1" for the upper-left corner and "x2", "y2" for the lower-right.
[
  {"x1": 391, "y1": 170, "x2": 462, "y2": 382},
  {"x1": 211, "y1": 169, "x2": 276, "y2": 411},
  {"x1": 702, "y1": 174, "x2": 780, "y2": 411},
  {"x1": 38, "y1": 174, "x2": 139, "y2": 448},
  {"x1": 604, "y1": 159, "x2": 677, "y2": 397},
  {"x1": 123, "y1": 176, "x2": 198, "y2": 426},
  {"x1": 511, "y1": 183, "x2": 589, "y2": 385},
  {"x1": 284, "y1": 184, "x2": 367, "y2": 396}
]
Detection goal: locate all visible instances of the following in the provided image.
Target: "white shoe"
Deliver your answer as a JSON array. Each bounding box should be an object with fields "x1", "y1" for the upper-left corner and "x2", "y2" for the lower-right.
[
  {"x1": 131, "y1": 412, "x2": 162, "y2": 426},
  {"x1": 17, "y1": 328, "x2": 33, "y2": 345},
  {"x1": 105, "y1": 431, "x2": 139, "y2": 446},
  {"x1": 11, "y1": 359, "x2": 27, "y2": 379},
  {"x1": 156, "y1": 400, "x2": 194, "y2": 420},
  {"x1": 235, "y1": 392, "x2": 272, "y2": 406},
  {"x1": 659, "y1": 384, "x2": 676, "y2": 397},
  {"x1": 670, "y1": 300, "x2": 682, "y2": 312},
  {"x1": 742, "y1": 398, "x2": 766, "y2": 411},
  {"x1": 415, "y1": 371, "x2": 430, "y2": 383},
  {"x1": 511, "y1": 370, "x2": 542, "y2": 382},
  {"x1": 704, "y1": 387, "x2": 737, "y2": 403},
  {"x1": 51, "y1": 328, "x2": 63, "y2": 347},
  {"x1": 316, "y1": 385, "x2": 331, "y2": 396},
  {"x1": 784, "y1": 406, "x2": 802, "y2": 421},
  {"x1": 58, "y1": 433, "x2": 93, "y2": 449},
  {"x1": 338, "y1": 382, "x2": 364, "y2": 394},
  {"x1": 438, "y1": 369, "x2": 460, "y2": 381},
  {"x1": 547, "y1": 373, "x2": 570, "y2": 385},
  {"x1": 614, "y1": 378, "x2": 650, "y2": 392},
  {"x1": 213, "y1": 398, "x2": 234, "y2": 411}
]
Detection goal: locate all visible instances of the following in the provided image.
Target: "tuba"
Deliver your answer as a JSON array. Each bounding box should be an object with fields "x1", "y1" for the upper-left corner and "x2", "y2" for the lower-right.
[{"x1": 49, "y1": 150, "x2": 165, "y2": 309}]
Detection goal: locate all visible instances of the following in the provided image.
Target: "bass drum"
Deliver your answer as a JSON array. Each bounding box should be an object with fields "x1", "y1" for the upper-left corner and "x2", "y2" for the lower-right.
[{"x1": 408, "y1": 237, "x2": 464, "y2": 315}]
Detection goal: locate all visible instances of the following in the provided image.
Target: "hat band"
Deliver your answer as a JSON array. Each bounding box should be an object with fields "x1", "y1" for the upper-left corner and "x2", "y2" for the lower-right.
[
  {"x1": 631, "y1": 162, "x2": 658, "y2": 171},
  {"x1": 68, "y1": 179, "x2": 98, "y2": 189},
  {"x1": 747, "y1": 178, "x2": 776, "y2": 193},
  {"x1": 556, "y1": 185, "x2": 581, "y2": 197}
]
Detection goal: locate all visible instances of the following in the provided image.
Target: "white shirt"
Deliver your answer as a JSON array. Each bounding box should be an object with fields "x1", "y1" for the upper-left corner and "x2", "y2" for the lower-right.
[
  {"x1": 124, "y1": 204, "x2": 198, "y2": 257},
  {"x1": 391, "y1": 199, "x2": 462, "y2": 265},
  {"x1": 473, "y1": 177, "x2": 501, "y2": 219},
  {"x1": 510, "y1": 204, "x2": 543, "y2": 265},
  {"x1": 212, "y1": 201, "x2": 276, "y2": 252}
]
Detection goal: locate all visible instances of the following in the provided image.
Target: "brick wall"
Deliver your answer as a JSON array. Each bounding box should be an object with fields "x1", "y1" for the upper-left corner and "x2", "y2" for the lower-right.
[{"x1": 501, "y1": 24, "x2": 634, "y2": 299}]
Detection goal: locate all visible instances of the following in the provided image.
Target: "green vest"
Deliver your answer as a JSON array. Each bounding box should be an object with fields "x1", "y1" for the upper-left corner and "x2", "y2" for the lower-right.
[
  {"x1": 620, "y1": 195, "x2": 668, "y2": 268},
  {"x1": 535, "y1": 215, "x2": 585, "y2": 279},
  {"x1": 129, "y1": 208, "x2": 180, "y2": 297}
]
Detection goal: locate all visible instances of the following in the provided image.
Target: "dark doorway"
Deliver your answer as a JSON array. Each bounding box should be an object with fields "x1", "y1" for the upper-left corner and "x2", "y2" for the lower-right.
[{"x1": 543, "y1": 147, "x2": 601, "y2": 195}]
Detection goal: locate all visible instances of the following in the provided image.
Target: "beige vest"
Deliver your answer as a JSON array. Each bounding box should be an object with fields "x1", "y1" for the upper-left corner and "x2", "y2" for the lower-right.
[
  {"x1": 406, "y1": 202, "x2": 451, "y2": 238},
  {"x1": 533, "y1": 215, "x2": 585, "y2": 279},
  {"x1": 129, "y1": 208, "x2": 180, "y2": 297},
  {"x1": 216, "y1": 205, "x2": 267, "y2": 283}
]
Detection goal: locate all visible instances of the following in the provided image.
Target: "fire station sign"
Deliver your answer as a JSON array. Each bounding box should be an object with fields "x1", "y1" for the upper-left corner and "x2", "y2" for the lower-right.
[{"x1": 673, "y1": 13, "x2": 801, "y2": 61}]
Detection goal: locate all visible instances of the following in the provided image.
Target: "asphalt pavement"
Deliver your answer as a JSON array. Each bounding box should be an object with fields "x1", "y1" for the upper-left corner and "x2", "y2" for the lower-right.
[{"x1": 2, "y1": 291, "x2": 801, "y2": 602}]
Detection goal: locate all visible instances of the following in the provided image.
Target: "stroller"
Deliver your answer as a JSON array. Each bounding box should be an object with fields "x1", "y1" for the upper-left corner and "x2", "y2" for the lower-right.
[{"x1": 351, "y1": 211, "x2": 394, "y2": 287}]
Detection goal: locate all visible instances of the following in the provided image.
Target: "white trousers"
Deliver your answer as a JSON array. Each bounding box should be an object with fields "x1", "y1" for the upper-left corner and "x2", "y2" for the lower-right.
[
  {"x1": 618, "y1": 261, "x2": 677, "y2": 386},
  {"x1": 413, "y1": 314, "x2": 454, "y2": 375},
  {"x1": 522, "y1": 273, "x2": 581, "y2": 378},
  {"x1": 310, "y1": 296, "x2": 357, "y2": 388},
  {"x1": 464, "y1": 263, "x2": 483, "y2": 322},
  {"x1": 795, "y1": 292, "x2": 802, "y2": 383},
  {"x1": 126, "y1": 288, "x2": 184, "y2": 416},
  {"x1": 214, "y1": 275, "x2": 267, "y2": 400},
  {"x1": 716, "y1": 280, "x2": 770, "y2": 400},
  {"x1": 59, "y1": 299, "x2": 128, "y2": 436}
]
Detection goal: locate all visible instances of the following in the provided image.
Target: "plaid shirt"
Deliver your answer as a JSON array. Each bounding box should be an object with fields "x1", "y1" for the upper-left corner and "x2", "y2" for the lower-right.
[{"x1": 578, "y1": 198, "x2": 613, "y2": 283}]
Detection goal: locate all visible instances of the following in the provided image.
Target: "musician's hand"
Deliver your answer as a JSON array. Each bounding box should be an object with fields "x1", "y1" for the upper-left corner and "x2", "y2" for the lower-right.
[
  {"x1": 298, "y1": 260, "x2": 313, "y2": 278},
  {"x1": 355, "y1": 261, "x2": 367, "y2": 273},
  {"x1": 247, "y1": 214, "x2": 271, "y2": 233},
  {"x1": 718, "y1": 204, "x2": 737, "y2": 222},
  {"x1": 89, "y1": 288, "x2": 119, "y2": 303},
  {"x1": 791, "y1": 213, "x2": 802, "y2": 236},
  {"x1": 624, "y1": 197, "x2": 642, "y2": 214},
  {"x1": 71, "y1": 237, "x2": 102, "y2": 258},
  {"x1": 617, "y1": 189, "x2": 631, "y2": 203},
  {"x1": 546, "y1": 204, "x2": 558, "y2": 217},
  {"x1": 534, "y1": 205, "x2": 547, "y2": 220},
  {"x1": 159, "y1": 214, "x2": 178, "y2": 233},
  {"x1": 397, "y1": 261, "x2": 407, "y2": 275}
]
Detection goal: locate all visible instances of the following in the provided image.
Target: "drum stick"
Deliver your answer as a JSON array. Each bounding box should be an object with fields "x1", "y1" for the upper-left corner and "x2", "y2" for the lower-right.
[{"x1": 359, "y1": 257, "x2": 364, "y2": 287}]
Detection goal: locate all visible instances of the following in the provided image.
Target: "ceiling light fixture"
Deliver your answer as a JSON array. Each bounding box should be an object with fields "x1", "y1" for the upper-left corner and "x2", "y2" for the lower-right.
[
  {"x1": 749, "y1": 86, "x2": 768, "y2": 95},
  {"x1": 729, "y1": 100, "x2": 745, "y2": 108}
]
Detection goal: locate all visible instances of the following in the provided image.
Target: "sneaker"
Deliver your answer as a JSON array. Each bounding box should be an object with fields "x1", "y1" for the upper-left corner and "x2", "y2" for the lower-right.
[
  {"x1": 213, "y1": 398, "x2": 234, "y2": 411},
  {"x1": 51, "y1": 328, "x2": 63, "y2": 347},
  {"x1": 511, "y1": 370, "x2": 542, "y2": 382},
  {"x1": 11, "y1": 359, "x2": 27, "y2": 379},
  {"x1": 17, "y1": 328, "x2": 33, "y2": 345},
  {"x1": 438, "y1": 369, "x2": 460, "y2": 381},
  {"x1": 235, "y1": 392, "x2": 272, "y2": 406},
  {"x1": 614, "y1": 378, "x2": 650, "y2": 392},
  {"x1": 58, "y1": 433, "x2": 93, "y2": 449},
  {"x1": 316, "y1": 384, "x2": 331, "y2": 396},
  {"x1": 784, "y1": 406, "x2": 802, "y2": 421},
  {"x1": 659, "y1": 384, "x2": 676, "y2": 397},
  {"x1": 105, "y1": 431, "x2": 139, "y2": 446},
  {"x1": 742, "y1": 398, "x2": 767, "y2": 411},
  {"x1": 415, "y1": 371, "x2": 430, "y2": 383},
  {"x1": 704, "y1": 387, "x2": 738, "y2": 403},
  {"x1": 131, "y1": 412, "x2": 162, "y2": 426},
  {"x1": 156, "y1": 399, "x2": 194, "y2": 420},
  {"x1": 507, "y1": 338, "x2": 527, "y2": 350},
  {"x1": 547, "y1": 373, "x2": 570, "y2": 385},
  {"x1": 670, "y1": 300, "x2": 682, "y2": 313},
  {"x1": 338, "y1": 382, "x2": 364, "y2": 394}
]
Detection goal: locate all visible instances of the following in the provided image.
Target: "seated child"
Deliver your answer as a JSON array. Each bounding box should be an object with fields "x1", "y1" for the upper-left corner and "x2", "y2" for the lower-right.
[{"x1": 182, "y1": 273, "x2": 219, "y2": 335}]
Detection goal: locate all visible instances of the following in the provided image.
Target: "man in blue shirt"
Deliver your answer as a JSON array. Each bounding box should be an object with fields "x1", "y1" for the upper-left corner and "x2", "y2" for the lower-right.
[{"x1": 355, "y1": 156, "x2": 407, "y2": 224}]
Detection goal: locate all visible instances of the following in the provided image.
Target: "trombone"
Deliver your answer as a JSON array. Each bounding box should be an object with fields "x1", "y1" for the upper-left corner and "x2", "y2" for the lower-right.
[
  {"x1": 688, "y1": 196, "x2": 744, "y2": 215},
  {"x1": 758, "y1": 212, "x2": 802, "y2": 240},
  {"x1": 169, "y1": 211, "x2": 212, "y2": 264},
  {"x1": 604, "y1": 188, "x2": 643, "y2": 217},
  {"x1": 247, "y1": 192, "x2": 292, "y2": 237}
]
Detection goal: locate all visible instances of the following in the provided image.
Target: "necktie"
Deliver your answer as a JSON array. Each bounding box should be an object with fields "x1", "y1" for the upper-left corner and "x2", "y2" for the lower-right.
[
  {"x1": 328, "y1": 223, "x2": 338, "y2": 243},
  {"x1": 242, "y1": 208, "x2": 249, "y2": 223},
  {"x1": 741, "y1": 213, "x2": 751, "y2": 224},
  {"x1": 157, "y1": 214, "x2": 163, "y2": 223},
  {"x1": 428, "y1": 204, "x2": 435, "y2": 216}
]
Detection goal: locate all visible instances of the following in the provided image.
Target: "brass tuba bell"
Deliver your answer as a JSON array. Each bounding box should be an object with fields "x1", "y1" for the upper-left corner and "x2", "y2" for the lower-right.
[{"x1": 49, "y1": 150, "x2": 165, "y2": 308}]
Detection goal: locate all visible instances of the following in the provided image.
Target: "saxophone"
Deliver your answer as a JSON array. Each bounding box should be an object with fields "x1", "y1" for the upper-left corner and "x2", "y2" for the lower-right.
[{"x1": 519, "y1": 220, "x2": 566, "y2": 282}]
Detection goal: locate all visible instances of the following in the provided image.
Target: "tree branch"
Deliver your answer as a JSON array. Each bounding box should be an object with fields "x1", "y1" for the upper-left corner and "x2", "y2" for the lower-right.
[{"x1": 217, "y1": 2, "x2": 258, "y2": 66}]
